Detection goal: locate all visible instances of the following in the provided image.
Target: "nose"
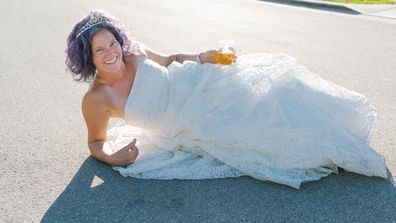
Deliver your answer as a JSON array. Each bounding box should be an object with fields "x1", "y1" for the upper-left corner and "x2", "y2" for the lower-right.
[{"x1": 103, "y1": 48, "x2": 116, "y2": 58}]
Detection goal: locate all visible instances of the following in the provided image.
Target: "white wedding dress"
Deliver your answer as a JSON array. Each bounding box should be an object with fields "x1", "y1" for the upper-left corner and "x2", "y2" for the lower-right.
[{"x1": 107, "y1": 53, "x2": 387, "y2": 189}]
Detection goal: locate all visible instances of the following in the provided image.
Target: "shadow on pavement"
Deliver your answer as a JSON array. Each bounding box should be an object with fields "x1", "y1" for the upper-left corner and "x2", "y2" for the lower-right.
[
  {"x1": 42, "y1": 157, "x2": 396, "y2": 222},
  {"x1": 259, "y1": 0, "x2": 361, "y2": 14}
]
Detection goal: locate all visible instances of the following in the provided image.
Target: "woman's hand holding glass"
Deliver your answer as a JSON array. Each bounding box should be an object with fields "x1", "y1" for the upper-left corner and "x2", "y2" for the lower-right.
[{"x1": 199, "y1": 40, "x2": 237, "y2": 65}]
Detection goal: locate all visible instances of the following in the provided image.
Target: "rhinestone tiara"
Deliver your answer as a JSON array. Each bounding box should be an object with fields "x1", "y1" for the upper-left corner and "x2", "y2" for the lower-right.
[{"x1": 76, "y1": 14, "x2": 109, "y2": 38}]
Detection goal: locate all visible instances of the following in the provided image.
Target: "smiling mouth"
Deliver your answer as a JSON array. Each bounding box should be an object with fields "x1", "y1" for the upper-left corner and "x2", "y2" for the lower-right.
[{"x1": 104, "y1": 56, "x2": 118, "y2": 64}]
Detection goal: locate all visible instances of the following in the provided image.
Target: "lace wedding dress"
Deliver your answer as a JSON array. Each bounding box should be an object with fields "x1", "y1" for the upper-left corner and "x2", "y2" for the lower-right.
[{"x1": 107, "y1": 53, "x2": 387, "y2": 189}]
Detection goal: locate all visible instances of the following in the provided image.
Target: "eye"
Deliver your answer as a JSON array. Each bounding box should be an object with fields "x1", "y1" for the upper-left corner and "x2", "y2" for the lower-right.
[
  {"x1": 95, "y1": 48, "x2": 103, "y2": 54},
  {"x1": 110, "y1": 41, "x2": 117, "y2": 47}
]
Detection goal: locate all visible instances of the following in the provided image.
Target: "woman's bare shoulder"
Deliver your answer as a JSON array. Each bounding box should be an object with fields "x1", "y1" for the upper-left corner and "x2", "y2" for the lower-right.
[
  {"x1": 82, "y1": 84, "x2": 111, "y2": 112},
  {"x1": 123, "y1": 54, "x2": 137, "y2": 67}
]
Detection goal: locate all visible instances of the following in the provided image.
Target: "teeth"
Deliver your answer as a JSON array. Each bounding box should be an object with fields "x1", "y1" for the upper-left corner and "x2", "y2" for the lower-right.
[{"x1": 105, "y1": 56, "x2": 117, "y2": 64}]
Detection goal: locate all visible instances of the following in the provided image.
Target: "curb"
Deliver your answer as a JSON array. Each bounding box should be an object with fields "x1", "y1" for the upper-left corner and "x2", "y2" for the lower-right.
[
  {"x1": 263, "y1": 0, "x2": 396, "y2": 19},
  {"x1": 264, "y1": 0, "x2": 361, "y2": 13}
]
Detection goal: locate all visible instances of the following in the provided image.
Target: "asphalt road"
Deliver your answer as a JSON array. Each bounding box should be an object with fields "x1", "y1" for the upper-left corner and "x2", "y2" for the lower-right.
[{"x1": 0, "y1": 0, "x2": 395, "y2": 222}]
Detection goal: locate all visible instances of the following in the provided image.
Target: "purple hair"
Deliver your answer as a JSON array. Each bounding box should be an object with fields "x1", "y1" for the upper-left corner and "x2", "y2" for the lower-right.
[{"x1": 65, "y1": 10, "x2": 132, "y2": 82}]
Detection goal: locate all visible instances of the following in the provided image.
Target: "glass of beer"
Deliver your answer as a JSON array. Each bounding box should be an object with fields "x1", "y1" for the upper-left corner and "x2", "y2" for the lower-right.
[{"x1": 212, "y1": 40, "x2": 237, "y2": 65}]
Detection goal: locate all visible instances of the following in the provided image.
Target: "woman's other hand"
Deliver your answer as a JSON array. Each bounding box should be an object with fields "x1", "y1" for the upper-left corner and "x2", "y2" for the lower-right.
[
  {"x1": 109, "y1": 138, "x2": 139, "y2": 166},
  {"x1": 199, "y1": 49, "x2": 218, "y2": 64}
]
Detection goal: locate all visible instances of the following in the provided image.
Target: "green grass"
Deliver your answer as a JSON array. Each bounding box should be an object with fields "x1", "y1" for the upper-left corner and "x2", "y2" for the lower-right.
[{"x1": 326, "y1": 0, "x2": 396, "y2": 4}]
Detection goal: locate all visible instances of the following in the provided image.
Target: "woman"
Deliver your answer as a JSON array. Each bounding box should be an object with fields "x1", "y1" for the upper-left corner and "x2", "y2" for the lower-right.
[
  {"x1": 66, "y1": 10, "x2": 387, "y2": 188},
  {"x1": 66, "y1": 10, "x2": 218, "y2": 167}
]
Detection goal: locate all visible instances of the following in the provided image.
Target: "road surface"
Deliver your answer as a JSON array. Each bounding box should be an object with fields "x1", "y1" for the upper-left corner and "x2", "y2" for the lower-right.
[{"x1": 0, "y1": 0, "x2": 395, "y2": 222}]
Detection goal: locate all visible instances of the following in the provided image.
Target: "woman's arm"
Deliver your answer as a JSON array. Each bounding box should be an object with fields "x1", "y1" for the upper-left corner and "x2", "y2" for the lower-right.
[
  {"x1": 137, "y1": 42, "x2": 216, "y2": 67},
  {"x1": 82, "y1": 92, "x2": 139, "y2": 166}
]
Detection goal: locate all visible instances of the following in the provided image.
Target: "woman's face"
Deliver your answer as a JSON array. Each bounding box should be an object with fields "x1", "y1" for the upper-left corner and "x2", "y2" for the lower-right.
[{"x1": 91, "y1": 29, "x2": 123, "y2": 75}]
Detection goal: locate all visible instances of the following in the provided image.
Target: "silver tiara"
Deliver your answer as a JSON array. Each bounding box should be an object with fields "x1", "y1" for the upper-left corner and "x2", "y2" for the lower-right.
[{"x1": 76, "y1": 14, "x2": 109, "y2": 38}]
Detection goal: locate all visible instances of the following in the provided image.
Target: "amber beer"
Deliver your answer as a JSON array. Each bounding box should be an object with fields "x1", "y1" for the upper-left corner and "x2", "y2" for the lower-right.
[
  {"x1": 212, "y1": 51, "x2": 237, "y2": 65},
  {"x1": 212, "y1": 40, "x2": 237, "y2": 65}
]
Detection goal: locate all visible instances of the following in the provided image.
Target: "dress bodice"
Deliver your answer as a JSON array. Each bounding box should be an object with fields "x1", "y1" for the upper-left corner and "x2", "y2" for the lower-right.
[{"x1": 124, "y1": 58, "x2": 169, "y2": 130}]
